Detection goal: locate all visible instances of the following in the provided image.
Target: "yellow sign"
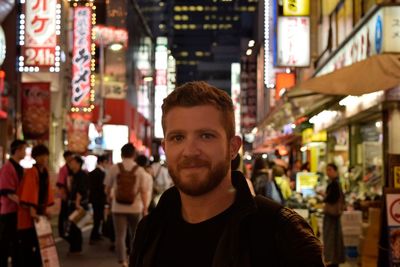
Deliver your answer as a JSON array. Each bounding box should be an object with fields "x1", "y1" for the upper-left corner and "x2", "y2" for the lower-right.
[
  {"x1": 395, "y1": 166, "x2": 400, "y2": 188},
  {"x1": 283, "y1": 0, "x2": 310, "y2": 16},
  {"x1": 296, "y1": 172, "x2": 319, "y2": 195},
  {"x1": 302, "y1": 128, "x2": 327, "y2": 144}
]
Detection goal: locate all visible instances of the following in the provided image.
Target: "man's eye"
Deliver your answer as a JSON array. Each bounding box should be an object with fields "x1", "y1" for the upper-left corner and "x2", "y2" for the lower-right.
[
  {"x1": 169, "y1": 135, "x2": 183, "y2": 142},
  {"x1": 201, "y1": 133, "x2": 214, "y2": 139}
]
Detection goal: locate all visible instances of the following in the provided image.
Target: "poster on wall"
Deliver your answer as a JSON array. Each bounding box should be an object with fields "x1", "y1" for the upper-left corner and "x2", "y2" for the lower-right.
[
  {"x1": 21, "y1": 82, "x2": 50, "y2": 140},
  {"x1": 67, "y1": 113, "x2": 91, "y2": 154},
  {"x1": 389, "y1": 154, "x2": 400, "y2": 189}
]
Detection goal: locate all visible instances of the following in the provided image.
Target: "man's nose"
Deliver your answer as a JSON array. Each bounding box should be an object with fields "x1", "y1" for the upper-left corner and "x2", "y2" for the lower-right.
[{"x1": 181, "y1": 137, "x2": 201, "y2": 157}]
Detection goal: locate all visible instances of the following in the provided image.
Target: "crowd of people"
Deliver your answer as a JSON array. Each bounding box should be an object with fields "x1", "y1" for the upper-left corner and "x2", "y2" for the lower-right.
[{"x1": 0, "y1": 140, "x2": 173, "y2": 267}]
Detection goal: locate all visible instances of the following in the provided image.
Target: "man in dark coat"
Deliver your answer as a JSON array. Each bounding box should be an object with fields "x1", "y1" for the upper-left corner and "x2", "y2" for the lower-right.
[
  {"x1": 129, "y1": 81, "x2": 324, "y2": 267},
  {"x1": 88, "y1": 154, "x2": 109, "y2": 243}
]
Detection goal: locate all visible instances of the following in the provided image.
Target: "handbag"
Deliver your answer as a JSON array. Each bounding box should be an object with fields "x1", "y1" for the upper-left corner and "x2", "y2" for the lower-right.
[
  {"x1": 68, "y1": 208, "x2": 92, "y2": 229},
  {"x1": 324, "y1": 195, "x2": 344, "y2": 216}
]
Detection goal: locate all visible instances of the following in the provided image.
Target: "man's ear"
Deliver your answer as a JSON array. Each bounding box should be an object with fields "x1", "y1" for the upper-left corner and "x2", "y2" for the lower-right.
[
  {"x1": 161, "y1": 139, "x2": 166, "y2": 152},
  {"x1": 230, "y1": 136, "x2": 242, "y2": 160}
]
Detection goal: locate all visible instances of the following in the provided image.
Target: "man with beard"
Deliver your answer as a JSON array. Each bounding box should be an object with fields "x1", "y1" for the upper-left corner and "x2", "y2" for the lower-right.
[{"x1": 129, "y1": 81, "x2": 324, "y2": 267}]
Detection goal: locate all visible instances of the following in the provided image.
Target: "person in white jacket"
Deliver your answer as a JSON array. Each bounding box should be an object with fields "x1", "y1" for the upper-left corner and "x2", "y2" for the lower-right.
[
  {"x1": 150, "y1": 155, "x2": 173, "y2": 205},
  {"x1": 104, "y1": 143, "x2": 152, "y2": 267}
]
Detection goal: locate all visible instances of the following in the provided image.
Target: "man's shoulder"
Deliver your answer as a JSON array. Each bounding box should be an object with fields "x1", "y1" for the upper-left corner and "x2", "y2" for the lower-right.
[
  {"x1": 136, "y1": 166, "x2": 152, "y2": 181},
  {"x1": 252, "y1": 196, "x2": 311, "y2": 230},
  {"x1": 248, "y1": 197, "x2": 324, "y2": 266},
  {"x1": 1, "y1": 160, "x2": 16, "y2": 172}
]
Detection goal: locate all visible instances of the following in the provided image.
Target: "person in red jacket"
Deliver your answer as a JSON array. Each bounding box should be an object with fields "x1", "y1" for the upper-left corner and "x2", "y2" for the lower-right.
[
  {"x1": 0, "y1": 139, "x2": 27, "y2": 267},
  {"x1": 17, "y1": 144, "x2": 54, "y2": 267}
]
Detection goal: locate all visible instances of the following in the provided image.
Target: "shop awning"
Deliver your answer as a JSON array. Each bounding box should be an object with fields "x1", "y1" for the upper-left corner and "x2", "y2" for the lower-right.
[{"x1": 295, "y1": 53, "x2": 400, "y2": 96}]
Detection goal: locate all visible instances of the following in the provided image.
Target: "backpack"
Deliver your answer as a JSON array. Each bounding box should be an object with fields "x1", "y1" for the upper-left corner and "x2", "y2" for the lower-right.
[
  {"x1": 115, "y1": 163, "x2": 139, "y2": 204},
  {"x1": 253, "y1": 173, "x2": 269, "y2": 196}
]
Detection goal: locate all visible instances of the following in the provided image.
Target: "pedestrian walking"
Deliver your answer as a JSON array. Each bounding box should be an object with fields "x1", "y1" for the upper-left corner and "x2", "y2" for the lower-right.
[
  {"x1": 105, "y1": 143, "x2": 152, "y2": 267},
  {"x1": 56, "y1": 150, "x2": 73, "y2": 239},
  {"x1": 88, "y1": 154, "x2": 109, "y2": 244},
  {"x1": 129, "y1": 81, "x2": 324, "y2": 267},
  {"x1": 66, "y1": 155, "x2": 89, "y2": 254},
  {"x1": 0, "y1": 140, "x2": 27, "y2": 267},
  {"x1": 17, "y1": 144, "x2": 54, "y2": 267},
  {"x1": 149, "y1": 154, "x2": 172, "y2": 206}
]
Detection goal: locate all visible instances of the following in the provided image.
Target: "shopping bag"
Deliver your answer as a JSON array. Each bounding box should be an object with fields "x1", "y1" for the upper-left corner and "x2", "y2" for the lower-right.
[
  {"x1": 34, "y1": 216, "x2": 60, "y2": 267},
  {"x1": 68, "y1": 208, "x2": 92, "y2": 230}
]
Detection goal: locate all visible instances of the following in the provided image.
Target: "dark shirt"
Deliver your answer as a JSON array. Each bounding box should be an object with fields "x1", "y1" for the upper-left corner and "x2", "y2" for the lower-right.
[
  {"x1": 154, "y1": 204, "x2": 235, "y2": 267},
  {"x1": 68, "y1": 170, "x2": 89, "y2": 208},
  {"x1": 9, "y1": 158, "x2": 23, "y2": 181},
  {"x1": 324, "y1": 178, "x2": 341, "y2": 204},
  {"x1": 88, "y1": 167, "x2": 106, "y2": 204},
  {"x1": 36, "y1": 165, "x2": 49, "y2": 215}
]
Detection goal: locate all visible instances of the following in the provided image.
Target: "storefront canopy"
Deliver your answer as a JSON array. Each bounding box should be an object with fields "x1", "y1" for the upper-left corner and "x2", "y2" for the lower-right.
[{"x1": 295, "y1": 53, "x2": 400, "y2": 96}]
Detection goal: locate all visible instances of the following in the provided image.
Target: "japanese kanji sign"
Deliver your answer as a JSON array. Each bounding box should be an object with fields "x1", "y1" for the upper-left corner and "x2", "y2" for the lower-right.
[
  {"x1": 240, "y1": 55, "x2": 257, "y2": 132},
  {"x1": 72, "y1": 6, "x2": 92, "y2": 109},
  {"x1": 22, "y1": 0, "x2": 59, "y2": 69},
  {"x1": 276, "y1": 16, "x2": 310, "y2": 67}
]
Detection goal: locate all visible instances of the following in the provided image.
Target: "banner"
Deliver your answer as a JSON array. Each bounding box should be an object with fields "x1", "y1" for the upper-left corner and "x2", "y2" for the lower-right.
[
  {"x1": 71, "y1": 6, "x2": 93, "y2": 109},
  {"x1": 240, "y1": 55, "x2": 257, "y2": 132},
  {"x1": 21, "y1": 82, "x2": 50, "y2": 140},
  {"x1": 67, "y1": 113, "x2": 91, "y2": 154}
]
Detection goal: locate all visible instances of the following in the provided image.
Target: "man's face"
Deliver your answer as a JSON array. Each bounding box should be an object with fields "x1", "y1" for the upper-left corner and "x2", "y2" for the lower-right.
[
  {"x1": 68, "y1": 159, "x2": 80, "y2": 173},
  {"x1": 35, "y1": 154, "x2": 49, "y2": 167},
  {"x1": 326, "y1": 166, "x2": 337, "y2": 180},
  {"x1": 15, "y1": 145, "x2": 27, "y2": 161},
  {"x1": 65, "y1": 155, "x2": 73, "y2": 165},
  {"x1": 162, "y1": 105, "x2": 240, "y2": 197}
]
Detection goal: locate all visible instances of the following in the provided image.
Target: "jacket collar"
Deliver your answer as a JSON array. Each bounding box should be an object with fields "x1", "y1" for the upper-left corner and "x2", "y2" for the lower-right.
[{"x1": 140, "y1": 171, "x2": 256, "y2": 267}]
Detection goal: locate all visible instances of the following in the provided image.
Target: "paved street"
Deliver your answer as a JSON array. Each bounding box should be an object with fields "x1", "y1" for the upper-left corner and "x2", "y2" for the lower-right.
[{"x1": 56, "y1": 227, "x2": 120, "y2": 267}]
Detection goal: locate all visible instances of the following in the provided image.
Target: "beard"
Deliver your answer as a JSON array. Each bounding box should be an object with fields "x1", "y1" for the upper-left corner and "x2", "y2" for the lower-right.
[{"x1": 168, "y1": 153, "x2": 231, "y2": 197}]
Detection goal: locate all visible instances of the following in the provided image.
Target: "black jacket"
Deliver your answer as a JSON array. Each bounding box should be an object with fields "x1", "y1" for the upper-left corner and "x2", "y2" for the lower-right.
[
  {"x1": 129, "y1": 171, "x2": 325, "y2": 267},
  {"x1": 88, "y1": 167, "x2": 106, "y2": 205}
]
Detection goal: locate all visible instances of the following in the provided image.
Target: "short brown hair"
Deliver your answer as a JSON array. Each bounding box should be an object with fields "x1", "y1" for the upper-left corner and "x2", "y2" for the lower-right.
[{"x1": 161, "y1": 81, "x2": 235, "y2": 139}]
